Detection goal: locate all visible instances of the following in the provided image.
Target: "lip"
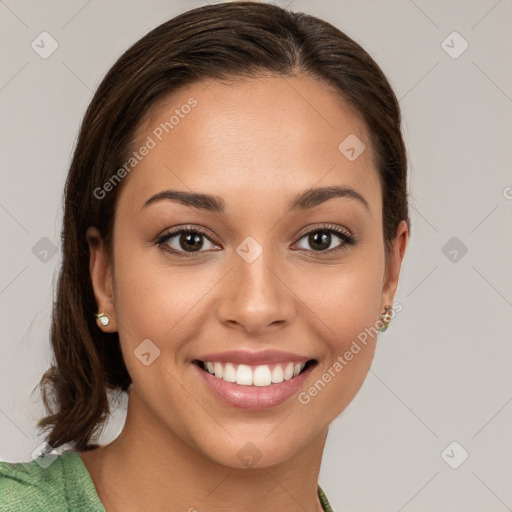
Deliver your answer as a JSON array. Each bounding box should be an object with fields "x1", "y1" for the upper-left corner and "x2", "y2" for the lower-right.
[
  {"x1": 193, "y1": 349, "x2": 312, "y2": 366},
  {"x1": 192, "y1": 359, "x2": 317, "y2": 411}
]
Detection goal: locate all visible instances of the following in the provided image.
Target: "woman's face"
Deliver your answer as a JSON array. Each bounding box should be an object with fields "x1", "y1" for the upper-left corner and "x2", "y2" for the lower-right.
[{"x1": 88, "y1": 74, "x2": 407, "y2": 468}]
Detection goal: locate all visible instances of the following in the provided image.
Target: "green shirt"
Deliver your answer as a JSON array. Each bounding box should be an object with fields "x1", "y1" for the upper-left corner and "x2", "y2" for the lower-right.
[{"x1": 0, "y1": 450, "x2": 334, "y2": 511}]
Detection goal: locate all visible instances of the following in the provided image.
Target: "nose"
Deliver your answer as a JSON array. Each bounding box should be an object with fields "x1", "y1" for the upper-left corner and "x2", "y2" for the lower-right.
[{"x1": 216, "y1": 249, "x2": 295, "y2": 336}]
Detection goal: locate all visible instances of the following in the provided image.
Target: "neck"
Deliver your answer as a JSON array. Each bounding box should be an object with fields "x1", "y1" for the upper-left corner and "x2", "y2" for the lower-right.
[{"x1": 81, "y1": 387, "x2": 328, "y2": 512}]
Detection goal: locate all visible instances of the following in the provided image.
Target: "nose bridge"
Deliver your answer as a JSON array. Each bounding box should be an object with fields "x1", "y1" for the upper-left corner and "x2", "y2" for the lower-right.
[{"x1": 217, "y1": 237, "x2": 293, "y2": 333}]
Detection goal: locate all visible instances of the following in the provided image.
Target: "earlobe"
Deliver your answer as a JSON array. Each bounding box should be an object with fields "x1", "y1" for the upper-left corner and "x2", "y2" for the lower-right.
[
  {"x1": 86, "y1": 226, "x2": 117, "y2": 331},
  {"x1": 381, "y1": 220, "x2": 409, "y2": 306}
]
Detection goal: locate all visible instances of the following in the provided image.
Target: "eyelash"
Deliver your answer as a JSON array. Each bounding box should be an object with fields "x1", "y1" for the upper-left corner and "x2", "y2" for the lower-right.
[{"x1": 154, "y1": 224, "x2": 357, "y2": 258}]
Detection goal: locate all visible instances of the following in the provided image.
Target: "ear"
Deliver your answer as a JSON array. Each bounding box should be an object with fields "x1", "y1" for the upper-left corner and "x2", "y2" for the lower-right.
[
  {"x1": 86, "y1": 226, "x2": 117, "y2": 332},
  {"x1": 381, "y1": 220, "x2": 409, "y2": 307}
]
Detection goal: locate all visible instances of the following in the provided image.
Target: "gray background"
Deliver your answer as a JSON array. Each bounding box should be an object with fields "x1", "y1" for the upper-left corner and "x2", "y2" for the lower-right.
[{"x1": 1, "y1": 0, "x2": 511, "y2": 510}]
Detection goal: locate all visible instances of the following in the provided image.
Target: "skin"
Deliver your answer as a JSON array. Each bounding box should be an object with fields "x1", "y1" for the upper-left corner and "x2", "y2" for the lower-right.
[{"x1": 82, "y1": 74, "x2": 408, "y2": 512}]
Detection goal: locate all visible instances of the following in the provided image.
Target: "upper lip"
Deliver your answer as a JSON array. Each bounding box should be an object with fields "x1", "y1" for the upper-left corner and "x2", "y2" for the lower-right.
[{"x1": 193, "y1": 349, "x2": 314, "y2": 366}]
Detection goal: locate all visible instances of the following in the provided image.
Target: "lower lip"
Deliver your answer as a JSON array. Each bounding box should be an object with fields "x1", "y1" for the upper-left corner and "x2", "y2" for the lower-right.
[{"x1": 193, "y1": 362, "x2": 316, "y2": 411}]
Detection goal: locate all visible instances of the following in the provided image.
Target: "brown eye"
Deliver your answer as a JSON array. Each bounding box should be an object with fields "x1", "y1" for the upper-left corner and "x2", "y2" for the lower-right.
[
  {"x1": 295, "y1": 225, "x2": 356, "y2": 254},
  {"x1": 157, "y1": 228, "x2": 219, "y2": 255},
  {"x1": 306, "y1": 231, "x2": 332, "y2": 251},
  {"x1": 176, "y1": 232, "x2": 204, "y2": 252}
]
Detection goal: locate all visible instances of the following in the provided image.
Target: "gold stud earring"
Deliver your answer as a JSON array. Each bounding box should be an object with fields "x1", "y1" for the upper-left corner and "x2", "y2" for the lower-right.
[
  {"x1": 95, "y1": 312, "x2": 110, "y2": 327},
  {"x1": 379, "y1": 305, "x2": 393, "y2": 332}
]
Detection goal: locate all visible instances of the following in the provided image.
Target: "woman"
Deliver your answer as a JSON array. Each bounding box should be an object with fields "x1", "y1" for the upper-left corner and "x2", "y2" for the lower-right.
[{"x1": 0, "y1": 2, "x2": 409, "y2": 510}]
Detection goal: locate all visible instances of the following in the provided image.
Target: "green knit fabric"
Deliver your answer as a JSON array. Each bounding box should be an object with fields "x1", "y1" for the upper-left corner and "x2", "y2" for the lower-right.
[
  {"x1": 0, "y1": 451, "x2": 334, "y2": 511},
  {"x1": 317, "y1": 483, "x2": 334, "y2": 511},
  {"x1": 0, "y1": 451, "x2": 105, "y2": 512}
]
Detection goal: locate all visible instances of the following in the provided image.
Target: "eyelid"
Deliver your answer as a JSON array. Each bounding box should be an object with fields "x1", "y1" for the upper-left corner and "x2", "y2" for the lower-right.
[
  {"x1": 155, "y1": 225, "x2": 219, "y2": 244},
  {"x1": 294, "y1": 222, "x2": 353, "y2": 241}
]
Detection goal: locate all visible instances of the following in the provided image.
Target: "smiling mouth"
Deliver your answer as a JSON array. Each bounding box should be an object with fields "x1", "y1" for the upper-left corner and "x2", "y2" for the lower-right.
[{"x1": 193, "y1": 359, "x2": 317, "y2": 387}]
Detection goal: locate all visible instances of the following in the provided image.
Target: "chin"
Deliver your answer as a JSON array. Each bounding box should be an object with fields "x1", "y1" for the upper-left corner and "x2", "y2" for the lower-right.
[{"x1": 190, "y1": 425, "x2": 316, "y2": 471}]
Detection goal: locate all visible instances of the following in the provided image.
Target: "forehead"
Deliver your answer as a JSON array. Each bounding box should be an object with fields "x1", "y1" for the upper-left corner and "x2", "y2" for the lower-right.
[{"x1": 118, "y1": 74, "x2": 381, "y2": 216}]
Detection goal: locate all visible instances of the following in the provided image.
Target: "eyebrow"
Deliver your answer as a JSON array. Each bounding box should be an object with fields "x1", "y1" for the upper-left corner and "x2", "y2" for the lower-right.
[{"x1": 142, "y1": 185, "x2": 370, "y2": 213}]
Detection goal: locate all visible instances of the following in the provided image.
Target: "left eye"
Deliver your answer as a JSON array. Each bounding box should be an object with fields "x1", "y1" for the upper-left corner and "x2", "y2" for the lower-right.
[{"x1": 295, "y1": 228, "x2": 354, "y2": 253}]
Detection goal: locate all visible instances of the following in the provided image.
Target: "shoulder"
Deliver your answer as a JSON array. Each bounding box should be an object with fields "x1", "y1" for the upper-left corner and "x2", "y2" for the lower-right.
[
  {"x1": 0, "y1": 451, "x2": 66, "y2": 511},
  {"x1": 0, "y1": 450, "x2": 100, "y2": 512}
]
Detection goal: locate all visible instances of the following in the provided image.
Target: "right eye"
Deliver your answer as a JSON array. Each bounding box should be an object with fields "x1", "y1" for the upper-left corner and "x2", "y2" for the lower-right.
[{"x1": 156, "y1": 227, "x2": 221, "y2": 256}]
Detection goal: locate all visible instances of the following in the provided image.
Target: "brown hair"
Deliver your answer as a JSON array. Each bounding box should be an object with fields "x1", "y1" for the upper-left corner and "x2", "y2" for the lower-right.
[{"x1": 36, "y1": 1, "x2": 409, "y2": 451}]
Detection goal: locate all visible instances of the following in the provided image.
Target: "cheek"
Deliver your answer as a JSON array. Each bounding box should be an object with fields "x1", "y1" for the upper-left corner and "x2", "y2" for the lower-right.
[
  {"x1": 111, "y1": 239, "x2": 177, "y2": 342},
  {"x1": 292, "y1": 251, "x2": 384, "y2": 419},
  {"x1": 111, "y1": 239, "x2": 223, "y2": 357},
  {"x1": 296, "y1": 252, "x2": 385, "y2": 341}
]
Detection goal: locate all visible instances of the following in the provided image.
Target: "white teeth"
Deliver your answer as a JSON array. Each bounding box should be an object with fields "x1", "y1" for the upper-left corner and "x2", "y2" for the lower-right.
[
  {"x1": 253, "y1": 365, "x2": 272, "y2": 386},
  {"x1": 235, "y1": 364, "x2": 253, "y2": 385},
  {"x1": 223, "y1": 362, "x2": 236, "y2": 382},
  {"x1": 202, "y1": 360, "x2": 307, "y2": 386},
  {"x1": 213, "y1": 362, "x2": 223, "y2": 379},
  {"x1": 283, "y1": 362, "x2": 294, "y2": 380},
  {"x1": 271, "y1": 365, "x2": 284, "y2": 383}
]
